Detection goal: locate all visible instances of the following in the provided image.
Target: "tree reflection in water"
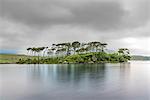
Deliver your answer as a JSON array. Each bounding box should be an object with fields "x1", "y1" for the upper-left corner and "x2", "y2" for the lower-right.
[{"x1": 27, "y1": 63, "x2": 130, "y2": 87}]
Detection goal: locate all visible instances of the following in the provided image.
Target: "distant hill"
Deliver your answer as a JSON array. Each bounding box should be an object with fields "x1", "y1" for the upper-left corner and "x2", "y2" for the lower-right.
[{"x1": 131, "y1": 55, "x2": 150, "y2": 60}]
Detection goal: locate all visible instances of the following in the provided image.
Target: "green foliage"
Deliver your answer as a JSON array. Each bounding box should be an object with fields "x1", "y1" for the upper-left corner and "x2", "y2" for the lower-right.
[
  {"x1": 13, "y1": 51, "x2": 131, "y2": 64},
  {"x1": 64, "y1": 54, "x2": 84, "y2": 63}
]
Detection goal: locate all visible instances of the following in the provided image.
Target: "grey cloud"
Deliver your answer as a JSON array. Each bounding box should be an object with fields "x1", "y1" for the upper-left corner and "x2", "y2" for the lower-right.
[
  {"x1": 1, "y1": 1, "x2": 72, "y2": 28},
  {"x1": 70, "y1": 2, "x2": 125, "y2": 30},
  {"x1": 0, "y1": 0, "x2": 150, "y2": 55},
  {"x1": 123, "y1": 0, "x2": 150, "y2": 29},
  {"x1": 0, "y1": 0, "x2": 127, "y2": 30},
  {"x1": 1, "y1": 0, "x2": 150, "y2": 31}
]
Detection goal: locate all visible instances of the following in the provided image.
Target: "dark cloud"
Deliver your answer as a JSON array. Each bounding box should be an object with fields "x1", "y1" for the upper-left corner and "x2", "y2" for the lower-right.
[
  {"x1": 70, "y1": 2, "x2": 125, "y2": 30},
  {"x1": 1, "y1": 0, "x2": 150, "y2": 30},
  {"x1": 0, "y1": 0, "x2": 127, "y2": 30}
]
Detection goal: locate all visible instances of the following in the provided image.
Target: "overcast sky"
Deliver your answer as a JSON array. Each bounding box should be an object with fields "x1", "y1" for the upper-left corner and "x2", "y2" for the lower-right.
[{"x1": 0, "y1": 0, "x2": 150, "y2": 55}]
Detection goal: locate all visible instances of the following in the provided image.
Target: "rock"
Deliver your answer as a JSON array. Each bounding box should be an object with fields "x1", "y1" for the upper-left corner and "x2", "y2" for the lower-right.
[
  {"x1": 92, "y1": 55, "x2": 97, "y2": 61},
  {"x1": 63, "y1": 61, "x2": 68, "y2": 64},
  {"x1": 88, "y1": 61, "x2": 94, "y2": 64}
]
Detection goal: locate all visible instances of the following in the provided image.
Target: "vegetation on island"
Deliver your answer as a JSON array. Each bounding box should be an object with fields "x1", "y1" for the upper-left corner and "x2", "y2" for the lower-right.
[{"x1": 16, "y1": 41, "x2": 131, "y2": 64}]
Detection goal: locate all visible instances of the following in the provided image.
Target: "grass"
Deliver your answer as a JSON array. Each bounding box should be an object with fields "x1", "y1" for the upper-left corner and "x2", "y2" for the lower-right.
[{"x1": 0, "y1": 54, "x2": 27, "y2": 64}]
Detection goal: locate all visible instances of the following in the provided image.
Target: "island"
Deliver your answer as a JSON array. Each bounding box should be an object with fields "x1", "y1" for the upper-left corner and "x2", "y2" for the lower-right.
[{"x1": 11, "y1": 41, "x2": 130, "y2": 64}]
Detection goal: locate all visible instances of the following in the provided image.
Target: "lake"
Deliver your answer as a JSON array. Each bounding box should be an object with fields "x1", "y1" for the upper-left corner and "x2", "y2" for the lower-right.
[{"x1": 0, "y1": 61, "x2": 150, "y2": 100}]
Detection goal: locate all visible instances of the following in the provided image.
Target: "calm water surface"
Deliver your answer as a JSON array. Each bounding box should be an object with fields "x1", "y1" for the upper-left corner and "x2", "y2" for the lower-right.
[{"x1": 0, "y1": 61, "x2": 150, "y2": 100}]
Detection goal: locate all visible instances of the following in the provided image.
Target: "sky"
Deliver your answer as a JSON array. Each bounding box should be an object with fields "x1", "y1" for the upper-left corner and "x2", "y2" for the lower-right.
[{"x1": 0, "y1": 0, "x2": 150, "y2": 55}]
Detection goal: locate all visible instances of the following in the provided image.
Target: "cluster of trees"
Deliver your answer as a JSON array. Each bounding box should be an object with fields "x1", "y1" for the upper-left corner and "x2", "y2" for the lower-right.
[
  {"x1": 26, "y1": 47, "x2": 48, "y2": 56},
  {"x1": 118, "y1": 48, "x2": 130, "y2": 55},
  {"x1": 18, "y1": 41, "x2": 130, "y2": 64},
  {"x1": 26, "y1": 41, "x2": 108, "y2": 57}
]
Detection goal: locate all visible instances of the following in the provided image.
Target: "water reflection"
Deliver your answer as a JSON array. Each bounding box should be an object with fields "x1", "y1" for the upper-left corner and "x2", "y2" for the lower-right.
[
  {"x1": 27, "y1": 64, "x2": 105, "y2": 83},
  {"x1": 26, "y1": 63, "x2": 131, "y2": 88},
  {"x1": 2, "y1": 62, "x2": 150, "y2": 100}
]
